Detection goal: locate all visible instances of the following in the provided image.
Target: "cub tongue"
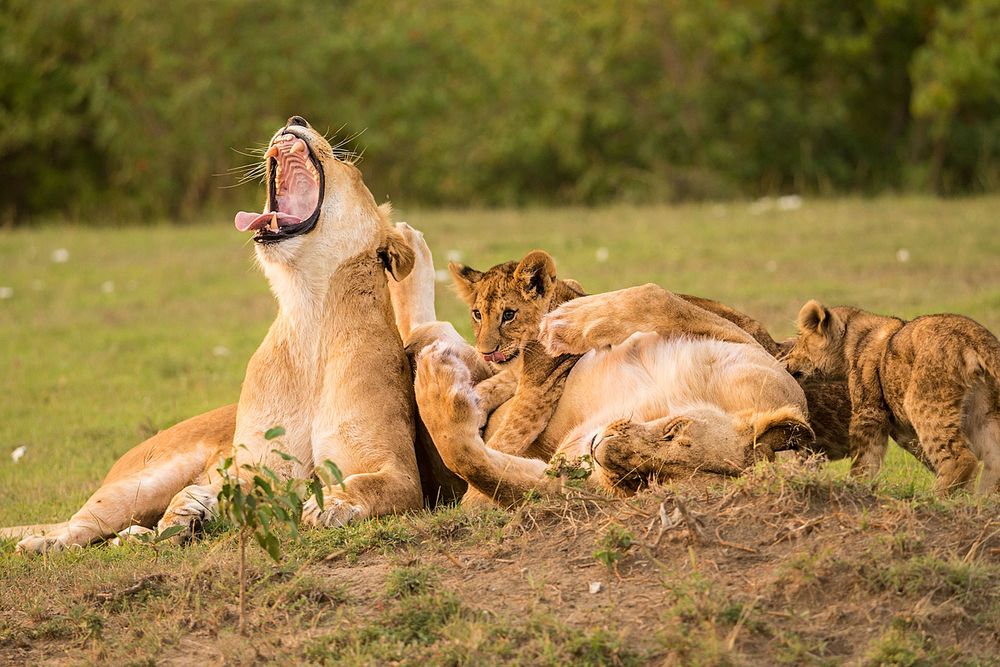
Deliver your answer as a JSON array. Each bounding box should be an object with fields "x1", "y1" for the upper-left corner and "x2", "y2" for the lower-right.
[{"x1": 234, "y1": 211, "x2": 303, "y2": 232}]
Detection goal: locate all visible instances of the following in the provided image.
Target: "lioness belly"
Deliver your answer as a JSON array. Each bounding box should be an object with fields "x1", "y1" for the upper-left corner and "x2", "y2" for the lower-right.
[{"x1": 543, "y1": 334, "x2": 803, "y2": 447}]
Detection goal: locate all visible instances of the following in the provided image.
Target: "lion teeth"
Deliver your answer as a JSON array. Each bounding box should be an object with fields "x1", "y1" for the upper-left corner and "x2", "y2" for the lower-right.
[
  {"x1": 290, "y1": 139, "x2": 306, "y2": 154},
  {"x1": 269, "y1": 214, "x2": 279, "y2": 232}
]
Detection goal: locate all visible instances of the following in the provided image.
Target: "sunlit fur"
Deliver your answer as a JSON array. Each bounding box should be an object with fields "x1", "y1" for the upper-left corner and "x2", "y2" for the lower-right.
[
  {"x1": 783, "y1": 299, "x2": 1000, "y2": 495},
  {"x1": 414, "y1": 279, "x2": 813, "y2": 506},
  {"x1": 9, "y1": 119, "x2": 422, "y2": 552}
]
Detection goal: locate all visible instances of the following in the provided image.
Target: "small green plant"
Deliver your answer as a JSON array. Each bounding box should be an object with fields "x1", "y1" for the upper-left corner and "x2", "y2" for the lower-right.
[
  {"x1": 545, "y1": 453, "x2": 594, "y2": 487},
  {"x1": 216, "y1": 426, "x2": 344, "y2": 634},
  {"x1": 593, "y1": 523, "x2": 634, "y2": 569},
  {"x1": 385, "y1": 566, "x2": 437, "y2": 598}
]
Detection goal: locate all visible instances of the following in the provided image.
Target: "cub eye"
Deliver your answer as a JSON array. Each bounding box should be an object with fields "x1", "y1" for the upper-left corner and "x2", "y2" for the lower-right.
[
  {"x1": 502, "y1": 309, "x2": 516, "y2": 322},
  {"x1": 472, "y1": 309, "x2": 482, "y2": 322}
]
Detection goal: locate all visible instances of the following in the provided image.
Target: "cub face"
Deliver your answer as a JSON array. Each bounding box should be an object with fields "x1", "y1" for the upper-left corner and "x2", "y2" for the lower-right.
[
  {"x1": 449, "y1": 250, "x2": 557, "y2": 367},
  {"x1": 783, "y1": 300, "x2": 850, "y2": 380}
]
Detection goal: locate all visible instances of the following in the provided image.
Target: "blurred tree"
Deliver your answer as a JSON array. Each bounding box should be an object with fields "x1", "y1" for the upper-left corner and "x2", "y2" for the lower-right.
[{"x1": 0, "y1": 0, "x2": 996, "y2": 224}]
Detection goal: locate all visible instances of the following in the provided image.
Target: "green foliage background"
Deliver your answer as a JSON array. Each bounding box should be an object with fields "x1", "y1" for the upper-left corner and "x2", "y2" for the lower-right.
[{"x1": 2, "y1": 0, "x2": 999, "y2": 223}]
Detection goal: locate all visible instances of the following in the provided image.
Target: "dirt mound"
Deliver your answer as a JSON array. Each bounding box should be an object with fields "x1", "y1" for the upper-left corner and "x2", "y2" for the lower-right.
[{"x1": 2, "y1": 459, "x2": 998, "y2": 665}]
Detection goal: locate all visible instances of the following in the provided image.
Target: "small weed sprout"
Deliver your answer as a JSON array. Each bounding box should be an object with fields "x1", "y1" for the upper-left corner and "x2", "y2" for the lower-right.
[
  {"x1": 216, "y1": 425, "x2": 344, "y2": 634},
  {"x1": 545, "y1": 454, "x2": 593, "y2": 488},
  {"x1": 593, "y1": 523, "x2": 634, "y2": 570}
]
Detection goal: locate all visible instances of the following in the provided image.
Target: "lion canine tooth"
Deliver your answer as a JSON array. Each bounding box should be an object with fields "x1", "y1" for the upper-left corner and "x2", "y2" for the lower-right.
[
  {"x1": 290, "y1": 139, "x2": 305, "y2": 154},
  {"x1": 264, "y1": 145, "x2": 279, "y2": 160},
  {"x1": 269, "y1": 214, "x2": 279, "y2": 232}
]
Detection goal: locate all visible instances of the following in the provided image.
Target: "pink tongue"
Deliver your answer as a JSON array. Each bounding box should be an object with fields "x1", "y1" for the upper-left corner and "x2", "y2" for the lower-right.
[{"x1": 234, "y1": 211, "x2": 303, "y2": 232}]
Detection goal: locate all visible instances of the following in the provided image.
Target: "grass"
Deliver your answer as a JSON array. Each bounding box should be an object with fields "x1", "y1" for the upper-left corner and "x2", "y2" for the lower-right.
[{"x1": 1, "y1": 196, "x2": 1000, "y2": 664}]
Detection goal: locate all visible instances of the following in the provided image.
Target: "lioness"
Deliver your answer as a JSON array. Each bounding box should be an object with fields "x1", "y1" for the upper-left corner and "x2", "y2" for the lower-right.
[
  {"x1": 782, "y1": 300, "x2": 1000, "y2": 494},
  {"x1": 446, "y1": 251, "x2": 794, "y2": 465},
  {"x1": 413, "y1": 266, "x2": 814, "y2": 504},
  {"x1": 9, "y1": 116, "x2": 424, "y2": 552}
]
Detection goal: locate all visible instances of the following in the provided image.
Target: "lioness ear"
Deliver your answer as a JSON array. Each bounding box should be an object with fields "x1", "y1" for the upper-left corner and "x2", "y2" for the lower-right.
[
  {"x1": 449, "y1": 262, "x2": 483, "y2": 305},
  {"x1": 380, "y1": 227, "x2": 416, "y2": 282},
  {"x1": 514, "y1": 250, "x2": 556, "y2": 300},
  {"x1": 798, "y1": 300, "x2": 832, "y2": 334},
  {"x1": 660, "y1": 416, "x2": 692, "y2": 445}
]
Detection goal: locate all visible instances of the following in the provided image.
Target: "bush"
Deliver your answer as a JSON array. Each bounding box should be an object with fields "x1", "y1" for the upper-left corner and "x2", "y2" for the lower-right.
[{"x1": 1, "y1": 0, "x2": 997, "y2": 224}]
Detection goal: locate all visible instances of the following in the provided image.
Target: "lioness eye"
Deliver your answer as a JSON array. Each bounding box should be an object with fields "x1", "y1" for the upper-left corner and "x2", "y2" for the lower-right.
[
  {"x1": 472, "y1": 309, "x2": 482, "y2": 321},
  {"x1": 502, "y1": 309, "x2": 516, "y2": 322}
]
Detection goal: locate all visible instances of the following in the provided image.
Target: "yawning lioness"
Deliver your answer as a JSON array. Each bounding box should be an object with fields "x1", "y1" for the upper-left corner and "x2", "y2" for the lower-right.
[{"x1": 9, "y1": 116, "x2": 423, "y2": 552}]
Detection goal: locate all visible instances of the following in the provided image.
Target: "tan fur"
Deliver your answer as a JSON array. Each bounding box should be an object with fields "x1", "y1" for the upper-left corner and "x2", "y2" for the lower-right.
[
  {"x1": 12, "y1": 118, "x2": 422, "y2": 552},
  {"x1": 415, "y1": 278, "x2": 813, "y2": 506},
  {"x1": 783, "y1": 300, "x2": 1000, "y2": 494},
  {"x1": 448, "y1": 251, "x2": 585, "y2": 461}
]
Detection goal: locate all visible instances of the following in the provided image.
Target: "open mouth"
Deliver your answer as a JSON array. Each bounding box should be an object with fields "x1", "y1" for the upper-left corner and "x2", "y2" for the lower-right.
[
  {"x1": 234, "y1": 132, "x2": 324, "y2": 244},
  {"x1": 482, "y1": 348, "x2": 520, "y2": 365}
]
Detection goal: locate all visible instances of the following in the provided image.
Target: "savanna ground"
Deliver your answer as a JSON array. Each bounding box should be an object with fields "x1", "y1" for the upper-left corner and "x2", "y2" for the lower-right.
[{"x1": 1, "y1": 198, "x2": 999, "y2": 665}]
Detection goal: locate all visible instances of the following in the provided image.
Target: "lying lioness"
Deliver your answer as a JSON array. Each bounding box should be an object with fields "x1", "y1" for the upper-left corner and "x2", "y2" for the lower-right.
[
  {"x1": 411, "y1": 260, "x2": 815, "y2": 504},
  {"x1": 8, "y1": 116, "x2": 424, "y2": 552}
]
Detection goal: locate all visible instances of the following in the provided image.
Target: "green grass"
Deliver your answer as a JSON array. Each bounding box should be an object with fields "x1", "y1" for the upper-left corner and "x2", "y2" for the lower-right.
[{"x1": 5, "y1": 196, "x2": 999, "y2": 525}]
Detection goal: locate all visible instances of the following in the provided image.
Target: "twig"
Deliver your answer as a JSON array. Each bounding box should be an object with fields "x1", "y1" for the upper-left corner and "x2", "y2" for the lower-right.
[
  {"x1": 713, "y1": 526, "x2": 759, "y2": 554},
  {"x1": 962, "y1": 521, "x2": 999, "y2": 564},
  {"x1": 89, "y1": 574, "x2": 166, "y2": 603}
]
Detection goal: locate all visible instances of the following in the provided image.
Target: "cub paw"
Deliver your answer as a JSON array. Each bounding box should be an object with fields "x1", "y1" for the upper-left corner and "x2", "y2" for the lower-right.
[
  {"x1": 157, "y1": 484, "x2": 219, "y2": 543},
  {"x1": 302, "y1": 495, "x2": 364, "y2": 528}
]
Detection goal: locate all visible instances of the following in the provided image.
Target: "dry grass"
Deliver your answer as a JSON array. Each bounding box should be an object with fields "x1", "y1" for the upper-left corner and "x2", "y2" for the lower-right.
[{"x1": 2, "y1": 197, "x2": 1000, "y2": 664}]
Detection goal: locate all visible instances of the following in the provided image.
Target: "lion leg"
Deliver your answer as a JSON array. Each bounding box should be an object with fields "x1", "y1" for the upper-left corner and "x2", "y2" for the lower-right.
[
  {"x1": 18, "y1": 464, "x2": 209, "y2": 554},
  {"x1": 906, "y1": 387, "x2": 979, "y2": 495},
  {"x1": 415, "y1": 342, "x2": 558, "y2": 506},
  {"x1": 387, "y1": 222, "x2": 437, "y2": 343},
  {"x1": 0, "y1": 522, "x2": 68, "y2": 540},
  {"x1": 15, "y1": 409, "x2": 233, "y2": 554},
  {"x1": 540, "y1": 283, "x2": 759, "y2": 356}
]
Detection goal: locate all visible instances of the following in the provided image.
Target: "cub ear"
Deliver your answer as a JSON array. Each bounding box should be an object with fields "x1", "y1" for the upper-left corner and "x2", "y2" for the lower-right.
[
  {"x1": 380, "y1": 227, "x2": 415, "y2": 282},
  {"x1": 561, "y1": 278, "x2": 587, "y2": 297},
  {"x1": 798, "y1": 300, "x2": 832, "y2": 334},
  {"x1": 660, "y1": 416, "x2": 693, "y2": 445},
  {"x1": 514, "y1": 250, "x2": 557, "y2": 300},
  {"x1": 449, "y1": 262, "x2": 483, "y2": 305}
]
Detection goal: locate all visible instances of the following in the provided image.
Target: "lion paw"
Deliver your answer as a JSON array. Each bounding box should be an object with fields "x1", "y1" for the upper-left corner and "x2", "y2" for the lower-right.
[
  {"x1": 540, "y1": 299, "x2": 623, "y2": 356},
  {"x1": 109, "y1": 525, "x2": 155, "y2": 547},
  {"x1": 415, "y1": 342, "x2": 482, "y2": 435},
  {"x1": 157, "y1": 484, "x2": 219, "y2": 543},
  {"x1": 394, "y1": 222, "x2": 433, "y2": 275},
  {"x1": 302, "y1": 495, "x2": 364, "y2": 528},
  {"x1": 16, "y1": 531, "x2": 71, "y2": 555}
]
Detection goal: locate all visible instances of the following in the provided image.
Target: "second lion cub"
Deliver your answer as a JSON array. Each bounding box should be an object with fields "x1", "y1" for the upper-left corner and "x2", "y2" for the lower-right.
[{"x1": 783, "y1": 300, "x2": 1000, "y2": 494}]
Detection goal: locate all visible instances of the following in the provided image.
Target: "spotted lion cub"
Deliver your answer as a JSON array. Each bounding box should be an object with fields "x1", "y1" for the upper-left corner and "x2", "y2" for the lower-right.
[{"x1": 783, "y1": 300, "x2": 1000, "y2": 494}]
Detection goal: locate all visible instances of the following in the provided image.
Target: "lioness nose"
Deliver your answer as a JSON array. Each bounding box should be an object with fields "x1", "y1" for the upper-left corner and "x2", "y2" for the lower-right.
[{"x1": 287, "y1": 115, "x2": 309, "y2": 128}]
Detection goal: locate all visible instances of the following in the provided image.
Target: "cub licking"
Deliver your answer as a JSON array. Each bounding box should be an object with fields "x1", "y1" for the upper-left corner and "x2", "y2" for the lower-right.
[{"x1": 783, "y1": 300, "x2": 1000, "y2": 494}]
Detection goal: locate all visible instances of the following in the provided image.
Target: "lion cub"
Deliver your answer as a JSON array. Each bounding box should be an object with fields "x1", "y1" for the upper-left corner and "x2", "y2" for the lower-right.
[
  {"x1": 783, "y1": 300, "x2": 1000, "y2": 494},
  {"x1": 449, "y1": 250, "x2": 585, "y2": 459}
]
